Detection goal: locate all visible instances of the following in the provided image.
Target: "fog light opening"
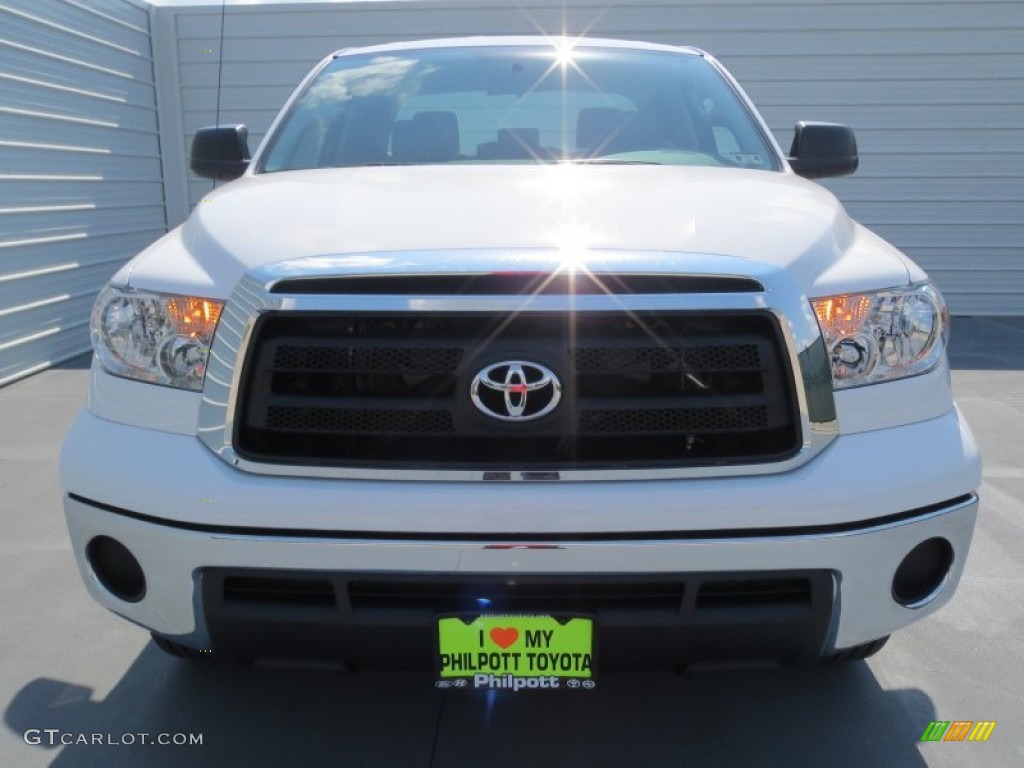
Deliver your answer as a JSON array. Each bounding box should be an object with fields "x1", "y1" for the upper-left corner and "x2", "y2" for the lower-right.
[
  {"x1": 86, "y1": 536, "x2": 146, "y2": 603},
  {"x1": 892, "y1": 537, "x2": 953, "y2": 608}
]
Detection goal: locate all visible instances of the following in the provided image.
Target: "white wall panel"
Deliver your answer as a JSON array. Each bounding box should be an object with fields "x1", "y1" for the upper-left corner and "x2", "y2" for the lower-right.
[
  {"x1": 150, "y1": 0, "x2": 1024, "y2": 315},
  {"x1": 0, "y1": 0, "x2": 166, "y2": 386}
]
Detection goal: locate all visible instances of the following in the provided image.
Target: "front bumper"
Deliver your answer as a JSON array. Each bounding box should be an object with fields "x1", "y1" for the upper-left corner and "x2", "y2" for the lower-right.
[
  {"x1": 61, "y1": 404, "x2": 981, "y2": 664},
  {"x1": 64, "y1": 490, "x2": 977, "y2": 661}
]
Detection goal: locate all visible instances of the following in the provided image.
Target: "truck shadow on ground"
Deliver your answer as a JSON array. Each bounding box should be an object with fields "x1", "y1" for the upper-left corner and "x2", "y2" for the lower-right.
[{"x1": 6, "y1": 643, "x2": 933, "y2": 768}]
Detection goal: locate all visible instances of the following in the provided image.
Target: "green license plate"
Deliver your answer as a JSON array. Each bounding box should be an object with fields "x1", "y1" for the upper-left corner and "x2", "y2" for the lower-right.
[{"x1": 436, "y1": 615, "x2": 595, "y2": 691}]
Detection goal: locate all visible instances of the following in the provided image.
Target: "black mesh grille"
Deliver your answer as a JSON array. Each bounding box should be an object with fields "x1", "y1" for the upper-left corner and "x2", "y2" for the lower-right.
[
  {"x1": 580, "y1": 406, "x2": 769, "y2": 434},
  {"x1": 573, "y1": 345, "x2": 761, "y2": 373},
  {"x1": 273, "y1": 345, "x2": 462, "y2": 373},
  {"x1": 266, "y1": 407, "x2": 455, "y2": 434},
  {"x1": 234, "y1": 310, "x2": 800, "y2": 469}
]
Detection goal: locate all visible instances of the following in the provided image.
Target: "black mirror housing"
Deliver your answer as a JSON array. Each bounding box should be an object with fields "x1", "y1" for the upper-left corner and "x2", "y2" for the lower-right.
[
  {"x1": 787, "y1": 122, "x2": 858, "y2": 179},
  {"x1": 191, "y1": 125, "x2": 250, "y2": 181}
]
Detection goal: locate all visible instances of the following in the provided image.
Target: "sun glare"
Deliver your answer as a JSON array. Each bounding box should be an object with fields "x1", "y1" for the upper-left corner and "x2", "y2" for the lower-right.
[
  {"x1": 556, "y1": 232, "x2": 591, "y2": 272},
  {"x1": 553, "y1": 38, "x2": 577, "y2": 68}
]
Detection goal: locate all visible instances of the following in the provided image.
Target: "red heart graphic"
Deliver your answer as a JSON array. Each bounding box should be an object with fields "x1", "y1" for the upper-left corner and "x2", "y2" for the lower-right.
[{"x1": 490, "y1": 627, "x2": 519, "y2": 649}]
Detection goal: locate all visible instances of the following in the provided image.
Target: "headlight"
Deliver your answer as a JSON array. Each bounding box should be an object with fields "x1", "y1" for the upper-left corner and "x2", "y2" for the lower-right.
[
  {"x1": 811, "y1": 282, "x2": 948, "y2": 389},
  {"x1": 90, "y1": 285, "x2": 224, "y2": 391}
]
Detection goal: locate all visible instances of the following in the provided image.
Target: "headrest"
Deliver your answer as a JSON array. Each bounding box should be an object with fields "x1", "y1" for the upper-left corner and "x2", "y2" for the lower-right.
[{"x1": 392, "y1": 111, "x2": 460, "y2": 162}]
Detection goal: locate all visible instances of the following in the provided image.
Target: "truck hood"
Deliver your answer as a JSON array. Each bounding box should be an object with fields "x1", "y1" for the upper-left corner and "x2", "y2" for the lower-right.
[{"x1": 125, "y1": 165, "x2": 912, "y2": 297}]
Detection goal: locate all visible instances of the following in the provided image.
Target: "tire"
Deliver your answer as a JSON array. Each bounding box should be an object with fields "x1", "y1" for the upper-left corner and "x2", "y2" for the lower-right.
[
  {"x1": 151, "y1": 633, "x2": 214, "y2": 661},
  {"x1": 824, "y1": 635, "x2": 890, "y2": 663}
]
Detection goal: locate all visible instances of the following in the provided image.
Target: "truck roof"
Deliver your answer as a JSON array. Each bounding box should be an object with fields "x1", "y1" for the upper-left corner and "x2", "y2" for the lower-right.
[{"x1": 332, "y1": 35, "x2": 707, "y2": 59}]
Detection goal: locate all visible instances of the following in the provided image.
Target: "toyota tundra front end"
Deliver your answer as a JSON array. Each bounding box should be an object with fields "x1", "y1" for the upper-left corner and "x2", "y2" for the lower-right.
[{"x1": 60, "y1": 38, "x2": 980, "y2": 681}]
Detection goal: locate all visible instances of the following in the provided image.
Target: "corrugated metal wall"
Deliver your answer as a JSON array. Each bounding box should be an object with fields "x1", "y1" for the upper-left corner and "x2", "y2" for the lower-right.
[
  {"x1": 0, "y1": 0, "x2": 166, "y2": 386},
  {"x1": 157, "y1": 0, "x2": 1024, "y2": 315}
]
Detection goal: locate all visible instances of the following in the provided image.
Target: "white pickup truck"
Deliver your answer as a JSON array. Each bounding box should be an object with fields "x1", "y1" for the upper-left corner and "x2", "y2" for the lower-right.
[{"x1": 61, "y1": 37, "x2": 981, "y2": 683}]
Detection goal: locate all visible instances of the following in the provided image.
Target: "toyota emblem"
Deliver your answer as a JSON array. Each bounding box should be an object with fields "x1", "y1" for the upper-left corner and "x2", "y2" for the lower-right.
[{"x1": 470, "y1": 361, "x2": 562, "y2": 421}]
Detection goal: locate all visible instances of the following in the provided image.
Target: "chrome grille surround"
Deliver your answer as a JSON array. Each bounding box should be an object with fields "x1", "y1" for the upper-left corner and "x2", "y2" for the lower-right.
[{"x1": 198, "y1": 249, "x2": 837, "y2": 481}]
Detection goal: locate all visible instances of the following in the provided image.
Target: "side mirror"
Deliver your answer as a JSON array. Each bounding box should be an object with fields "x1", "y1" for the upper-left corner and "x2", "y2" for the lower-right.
[
  {"x1": 190, "y1": 125, "x2": 250, "y2": 180},
  {"x1": 787, "y1": 122, "x2": 858, "y2": 179}
]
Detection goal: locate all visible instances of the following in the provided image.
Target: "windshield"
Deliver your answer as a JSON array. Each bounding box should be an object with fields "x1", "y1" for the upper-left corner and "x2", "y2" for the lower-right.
[{"x1": 259, "y1": 45, "x2": 779, "y2": 172}]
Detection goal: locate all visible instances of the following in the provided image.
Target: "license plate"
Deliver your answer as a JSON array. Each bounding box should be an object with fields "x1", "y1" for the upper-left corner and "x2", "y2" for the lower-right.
[{"x1": 436, "y1": 615, "x2": 595, "y2": 691}]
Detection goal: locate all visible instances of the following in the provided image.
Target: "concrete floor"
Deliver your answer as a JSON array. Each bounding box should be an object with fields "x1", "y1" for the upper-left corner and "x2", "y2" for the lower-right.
[{"x1": 1, "y1": 316, "x2": 1021, "y2": 767}]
